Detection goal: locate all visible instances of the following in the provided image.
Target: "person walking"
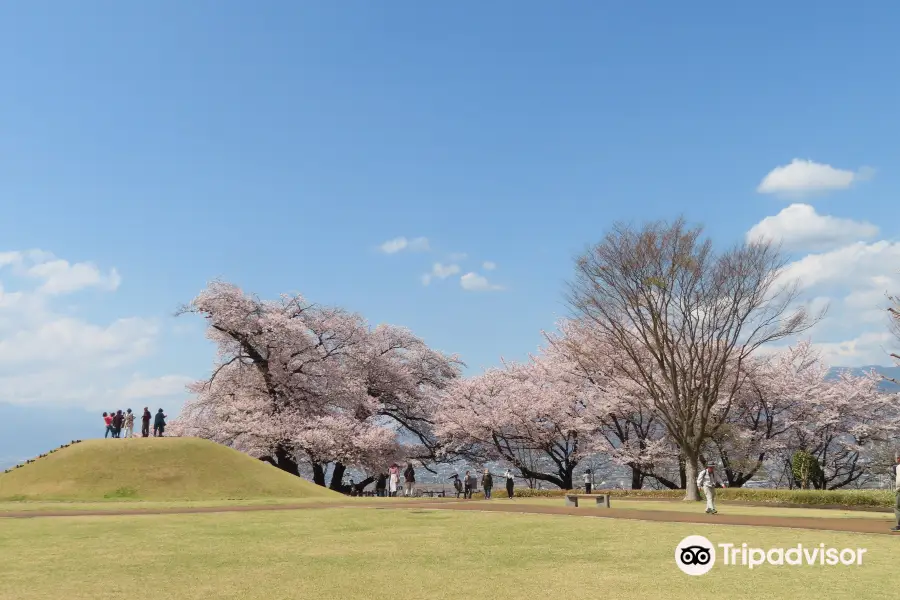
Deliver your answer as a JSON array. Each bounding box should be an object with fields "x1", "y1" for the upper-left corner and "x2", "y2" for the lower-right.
[
  {"x1": 375, "y1": 473, "x2": 387, "y2": 497},
  {"x1": 467, "y1": 471, "x2": 477, "y2": 499},
  {"x1": 388, "y1": 464, "x2": 400, "y2": 497},
  {"x1": 463, "y1": 470, "x2": 472, "y2": 499},
  {"x1": 891, "y1": 456, "x2": 900, "y2": 532},
  {"x1": 504, "y1": 469, "x2": 515, "y2": 499},
  {"x1": 450, "y1": 473, "x2": 463, "y2": 498},
  {"x1": 103, "y1": 412, "x2": 113, "y2": 438},
  {"x1": 153, "y1": 409, "x2": 167, "y2": 437},
  {"x1": 141, "y1": 407, "x2": 151, "y2": 437},
  {"x1": 583, "y1": 468, "x2": 593, "y2": 494},
  {"x1": 123, "y1": 409, "x2": 135, "y2": 438},
  {"x1": 403, "y1": 463, "x2": 416, "y2": 497},
  {"x1": 482, "y1": 469, "x2": 493, "y2": 500},
  {"x1": 697, "y1": 463, "x2": 722, "y2": 514}
]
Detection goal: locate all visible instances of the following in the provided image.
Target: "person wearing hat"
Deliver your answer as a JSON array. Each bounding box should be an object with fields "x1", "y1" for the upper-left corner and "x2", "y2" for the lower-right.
[{"x1": 696, "y1": 463, "x2": 722, "y2": 514}]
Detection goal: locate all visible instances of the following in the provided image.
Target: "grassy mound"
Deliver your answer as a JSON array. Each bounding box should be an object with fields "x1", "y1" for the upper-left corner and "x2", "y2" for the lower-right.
[{"x1": 0, "y1": 437, "x2": 338, "y2": 502}]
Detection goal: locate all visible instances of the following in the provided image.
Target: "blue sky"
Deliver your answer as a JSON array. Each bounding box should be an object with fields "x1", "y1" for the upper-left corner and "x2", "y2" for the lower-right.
[{"x1": 2, "y1": 1, "x2": 900, "y2": 461}]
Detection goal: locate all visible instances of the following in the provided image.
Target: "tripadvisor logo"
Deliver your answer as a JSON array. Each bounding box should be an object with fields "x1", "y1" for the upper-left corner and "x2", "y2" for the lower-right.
[{"x1": 675, "y1": 535, "x2": 867, "y2": 575}]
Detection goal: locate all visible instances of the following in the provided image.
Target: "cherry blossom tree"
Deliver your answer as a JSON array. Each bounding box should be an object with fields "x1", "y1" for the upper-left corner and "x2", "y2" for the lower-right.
[
  {"x1": 436, "y1": 352, "x2": 594, "y2": 489},
  {"x1": 170, "y1": 280, "x2": 461, "y2": 491},
  {"x1": 567, "y1": 217, "x2": 821, "y2": 500}
]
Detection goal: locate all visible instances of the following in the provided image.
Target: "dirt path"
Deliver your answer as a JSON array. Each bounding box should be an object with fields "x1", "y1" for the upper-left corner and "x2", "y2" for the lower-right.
[{"x1": 2, "y1": 499, "x2": 897, "y2": 535}]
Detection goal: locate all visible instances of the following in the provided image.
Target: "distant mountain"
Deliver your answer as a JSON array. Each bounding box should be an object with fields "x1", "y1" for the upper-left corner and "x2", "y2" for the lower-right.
[{"x1": 828, "y1": 365, "x2": 900, "y2": 392}]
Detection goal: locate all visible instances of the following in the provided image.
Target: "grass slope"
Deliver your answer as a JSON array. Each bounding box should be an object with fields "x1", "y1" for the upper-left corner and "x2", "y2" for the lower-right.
[{"x1": 0, "y1": 437, "x2": 338, "y2": 501}]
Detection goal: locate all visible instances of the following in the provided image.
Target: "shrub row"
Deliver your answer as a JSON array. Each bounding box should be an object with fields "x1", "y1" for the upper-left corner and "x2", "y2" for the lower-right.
[
  {"x1": 1, "y1": 440, "x2": 83, "y2": 475},
  {"x1": 470, "y1": 486, "x2": 894, "y2": 507}
]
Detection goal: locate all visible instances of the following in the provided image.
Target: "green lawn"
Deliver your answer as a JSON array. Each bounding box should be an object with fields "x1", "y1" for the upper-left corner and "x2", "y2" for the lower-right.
[
  {"x1": 488, "y1": 497, "x2": 895, "y2": 520},
  {"x1": 0, "y1": 506, "x2": 890, "y2": 600}
]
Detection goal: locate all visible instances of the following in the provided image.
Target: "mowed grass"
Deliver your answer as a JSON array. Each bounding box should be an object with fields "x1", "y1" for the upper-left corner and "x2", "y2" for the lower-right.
[
  {"x1": 491, "y1": 497, "x2": 895, "y2": 520},
  {"x1": 0, "y1": 507, "x2": 890, "y2": 600},
  {"x1": 0, "y1": 496, "x2": 439, "y2": 513},
  {"x1": 0, "y1": 438, "x2": 338, "y2": 501}
]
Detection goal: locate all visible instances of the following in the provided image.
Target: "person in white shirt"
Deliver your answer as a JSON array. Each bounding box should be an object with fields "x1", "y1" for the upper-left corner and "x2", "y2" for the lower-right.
[
  {"x1": 583, "y1": 469, "x2": 593, "y2": 494},
  {"x1": 696, "y1": 463, "x2": 722, "y2": 514}
]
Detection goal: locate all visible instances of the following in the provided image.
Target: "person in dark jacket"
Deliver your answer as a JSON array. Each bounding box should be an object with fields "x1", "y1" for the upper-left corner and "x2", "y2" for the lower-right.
[
  {"x1": 153, "y1": 409, "x2": 167, "y2": 437},
  {"x1": 375, "y1": 473, "x2": 387, "y2": 497},
  {"x1": 467, "y1": 471, "x2": 478, "y2": 499},
  {"x1": 482, "y1": 469, "x2": 493, "y2": 499},
  {"x1": 463, "y1": 470, "x2": 473, "y2": 499},
  {"x1": 112, "y1": 410, "x2": 124, "y2": 438},
  {"x1": 141, "y1": 407, "x2": 152, "y2": 437},
  {"x1": 505, "y1": 469, "x2": 515, "y2": 499},
  {"x1": 403, "y1": 463, "x2": 416, "y2": 497},
  {"x1": 450, "y1": 473, "x2": 463, "y2": 498}
]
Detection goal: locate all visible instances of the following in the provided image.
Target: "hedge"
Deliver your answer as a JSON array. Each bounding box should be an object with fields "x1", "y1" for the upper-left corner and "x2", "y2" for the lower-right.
[{"x1": 467, "y1": 486, "x2": 895, "y2": 508}]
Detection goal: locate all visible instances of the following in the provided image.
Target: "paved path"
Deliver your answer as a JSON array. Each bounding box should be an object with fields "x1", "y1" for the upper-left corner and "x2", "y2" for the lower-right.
[{"x1": 2, "y1": 499, "x2": 897, "y2": 535}]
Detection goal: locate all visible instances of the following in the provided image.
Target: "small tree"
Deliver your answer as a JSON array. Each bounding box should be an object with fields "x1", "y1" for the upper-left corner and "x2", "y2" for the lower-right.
[
  {"x1": 791, "y1": 451, "x2": 823, "y2": 490},
  {"x1": 567, "y1": 217, "x2": 821, "y2": 500}
]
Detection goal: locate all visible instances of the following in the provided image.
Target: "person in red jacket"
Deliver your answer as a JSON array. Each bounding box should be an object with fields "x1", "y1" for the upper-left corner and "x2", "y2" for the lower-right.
[{"x1": 103, "y1": 412, "x2": 113, "y2": 438}]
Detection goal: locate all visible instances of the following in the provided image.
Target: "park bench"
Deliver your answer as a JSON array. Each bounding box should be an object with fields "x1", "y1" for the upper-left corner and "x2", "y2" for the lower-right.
[{"x1": 564, "y1": 493, "x2": 610, "y2": 508}]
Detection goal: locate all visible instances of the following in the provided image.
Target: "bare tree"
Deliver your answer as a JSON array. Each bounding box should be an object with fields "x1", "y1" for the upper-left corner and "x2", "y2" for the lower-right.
[{"x1": 566, "y1": 217, "x2": 821, "y2": 500}]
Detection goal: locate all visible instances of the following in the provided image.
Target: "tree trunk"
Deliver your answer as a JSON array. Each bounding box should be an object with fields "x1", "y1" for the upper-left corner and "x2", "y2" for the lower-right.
[
  {"x1": 630, "y1": 467, "x2": 643, "y2": 490},
  {"x1": 329, "y1": 462, "x2": 346, "y2": 491},
  {"x1": 683, "y1": 452, "x2": 700, "y2": 501},
  {"x1": 270, "y1": 444, "x2": 299, "y2": 476},
  {"x1": 312, "y1": 462, "x2": 326, "y2": 487}
]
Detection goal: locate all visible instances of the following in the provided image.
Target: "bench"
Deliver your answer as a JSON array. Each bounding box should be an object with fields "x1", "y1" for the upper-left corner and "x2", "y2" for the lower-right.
[{"x1": 565, "y1": 493, "x2": 610, "y2": 508}]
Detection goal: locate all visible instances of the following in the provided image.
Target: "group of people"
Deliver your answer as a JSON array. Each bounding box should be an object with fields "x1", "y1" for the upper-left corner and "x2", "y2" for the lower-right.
[
  {"x1": 449, "y1": 468, "x2": 516, "y2": 499},
  {"x1": 103, "y1": 408, "x2": 167, "y2": 438},
  {"x1": 371, "y1": 463, "x2": 417, "y2": 496}
]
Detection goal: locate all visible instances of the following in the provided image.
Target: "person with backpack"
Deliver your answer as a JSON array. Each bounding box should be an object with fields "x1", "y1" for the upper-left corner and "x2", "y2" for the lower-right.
[
  {"x1": 103, "y1": 412, "x2": 113, "y2": 438},
  {"x1": 450, "y1": 473, "x2": 463, "y2": 498},
  {"x1": 123, "y1": 409, "x2": 135, "y2": 438},
  {"x1": 153, "y1": 409, "x2": 167, "y2": 437},
  {"x1": 141, "y1": 407, "x2": 151, "y2": 437},
  {"x1": 696, "y1": 463, "x2": 723, "y2": 514},
  {"x1": 482, "y1": 468, "x2": 493, "y2": 499},
  {"x1": 403, "y1": 463, "x2": 416, "y2": 497},
  {"x1": 504, "y1": 469, "x2": 515, "y2": 499}
]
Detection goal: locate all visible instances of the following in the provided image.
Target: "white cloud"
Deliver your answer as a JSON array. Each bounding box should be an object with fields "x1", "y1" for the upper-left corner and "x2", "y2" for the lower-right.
[
  {"x1": 482, "y1": 261, "x2": 497, "y2": 271},
  {"x1": 772, "y1": 237, "x2": 900, "y2": 367},
  {"x1": 120, "y1": 375, "x2": 193, "y2": 400},
  {"x1": 0, "y1": 250, "x2": 120, "y2": 295},
  {"x1": 757, "y1": 159, "x2": 872, "y2": 197},
  {"x1": 746, "y1": 204, "x2": 879, "y2": 251},
  {"x1": 0, "y1": 249, "x2": 191, "y2": 409},
  {"x1": 460, "y1": 272, "x2": 504, "y2": 292},
  {"x1": 420, "y1": 263, "x2": 460, "y2": 286},
  {"x1": 448, "y1": 252, "x2": 468, "y2": 261},
  {"x1": 378, "y1": 236, "x2": 430, "y2": 254}
]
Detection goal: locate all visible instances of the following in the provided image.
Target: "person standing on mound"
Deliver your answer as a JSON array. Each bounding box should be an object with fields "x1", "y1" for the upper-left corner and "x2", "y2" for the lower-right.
[
  {"x1": 103, "y1": 412, "x2": 113, "y2": 438},
  {"x1": 123, "y1": 409, "x2": 134, "y2": 438},
  {"x1": 141, "y1": 407, "x2": 151, "y2": 437},
  {"x1": 696, "y1": 463, "x2": 722, "y2": 514},
  {"x1": 112, "y1": 410, "x2": 124, "y2": 438},
  {"x1": 153, "y1": 409, "x2": 167, "y2": 437},
  {"x1": 891, "y1": 456, "x2": 900, "y2": 532},
  {"x1": 504, "y1": 469, "x2": 515, "y2": 499}
]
